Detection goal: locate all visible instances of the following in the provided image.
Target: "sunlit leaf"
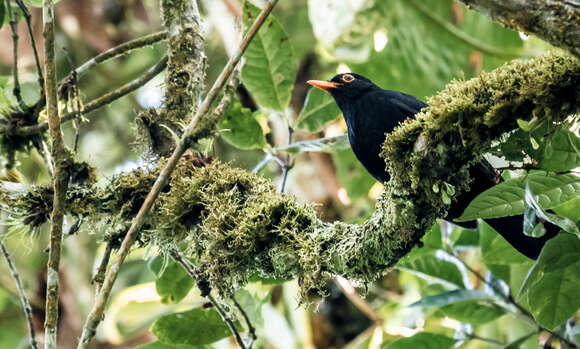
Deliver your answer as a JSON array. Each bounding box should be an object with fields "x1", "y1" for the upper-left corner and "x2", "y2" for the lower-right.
[
  {"x1": 399, "y1": 254, "x2": 464, "y2": 288},
  {"x1": 385, "y1": 332, "x2": 456, "y2": 349},
  {"x1": 457, "y1": 173, "x2": 580, "y2": 221},
  {"x1": 519, "y1": 233, "x2": 580, "y2": 329},
  {"x1": 525, "y1": 181, "x2": 580, "y2": 236},
  {"x1": 151, "y1": 308, "x2": 237, "y2": 346},
  {"x1": 218, "y1": 101, "x2": 266, "y2": 150},
  {"x1": 275, "y1": 135, "x2": 349, "y2": 155},
  {"x1": 438, "y1": 301, "x2": 506, "y2": 325},
  {"x1": 241, "y1": 1, "x2": 297, "y2": 111},
  {"x1": 296, "y1": 87, "x2": 342, "y2": 132}
]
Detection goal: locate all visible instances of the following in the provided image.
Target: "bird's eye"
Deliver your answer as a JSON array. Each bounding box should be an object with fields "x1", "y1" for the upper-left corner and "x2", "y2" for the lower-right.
[{"x1": 342, "y1": 74, "x2": 355, "y2": 83}]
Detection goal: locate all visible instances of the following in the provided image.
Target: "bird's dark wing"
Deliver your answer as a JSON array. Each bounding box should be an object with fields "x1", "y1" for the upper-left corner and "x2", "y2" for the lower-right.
[{"x1": 387, "y1": 91, "x2": 428, "y2": 119}]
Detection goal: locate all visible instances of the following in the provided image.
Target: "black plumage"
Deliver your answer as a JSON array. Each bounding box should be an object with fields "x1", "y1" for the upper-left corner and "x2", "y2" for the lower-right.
[{"x1": 307, "y1": 73, "x2": 558, "y2": 259}]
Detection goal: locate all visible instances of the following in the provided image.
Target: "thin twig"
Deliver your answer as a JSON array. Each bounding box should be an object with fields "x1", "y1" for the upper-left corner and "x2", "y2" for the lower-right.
[
  {"x1": 334, "y1": 276, "x2": 382, "y2": 323},
  {"x1": 90, "y1": 241, "x2": 114, "y2": 293},
  {"x1": 6, "y1": 0, "x2": 28, "y2": 111},
  {"x1": 15, "y1": 0, "x2": 44, "y2": 100},
  {"x1": 455, "y1": 255, "x2": 577, "y2": 348},
  {"x1": 466, "y1": 333, "x2": 506, "y2": 346},
  {"x1": 13, "y1": 56, "x2": 168, "y2": 136},
  {"x1": 72, "y1": 31, "x2": 168, "y2": 79},
  {"x1": 232, "y1": 296, "x2": 257, "y2": 347},
  {"x1": 41, "y1": 140, "x2": 54, "y2": 178},
  {"x1": 0, "y1": 239, "x2": 39, "y2": 349},
  {"x1": 170, "y1": 251, "x2": 248, "y2": 349},
  {"x1": 278, "y1": 123, "x2": 293, "y2": 193},
  {"x1": 76, "y1": 2, "x2": 281, "y2": 348},
  {"x1": 43, "y1": 1, "x2": 70, "y2": 347}
]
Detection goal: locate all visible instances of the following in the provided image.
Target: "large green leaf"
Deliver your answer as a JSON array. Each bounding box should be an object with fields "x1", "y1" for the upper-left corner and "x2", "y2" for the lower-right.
[
  {"x1": 519, "y1": 233, "x2": 580, "y2": 329},
  {"x1": 457, "y1": 173, "x2": 580, "y2": 221},
  {"x1": 524, "y1": 182, "x2": 580, "y2": 236},
  {"x1": 296, "y1": 88, "x2": 342, "y2": 132},
  {"x1": 384, "y1": 332, "x2": 456, "y2": 349},
  {"x1": 151, "y1": 308, "x2": 236, "y2": 346},
  {"x1": 148, "y1": 256, "x2": 194, "y2": 304},
  {"x1": 479, "y1": 221, "x2": 529, "y2": 265},
  {"x1": 275, "y1": 135, "x2": 349, "y2": 155},
  {"x1": 218, "y1": 101, "x2": 266, "y2": 150},
  {"x1": 438, "y1": 301, "x2": 506, "y2": 325},
  {"x1": 410, "y1": 289, "x2": 494, "y2": 308},
  {"x1": 241, "y1": 1, "x2": 297, "y2": 111},
  {"x1": 539, "y1": 130, "x2": 580, "y2": 172},
  {"x1": 399, "y1": 254, "x2": 465, "y2": 288}
]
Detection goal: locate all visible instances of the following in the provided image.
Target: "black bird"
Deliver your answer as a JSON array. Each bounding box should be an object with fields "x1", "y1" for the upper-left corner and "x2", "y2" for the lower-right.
[{"x1": 307, "y1": 73, "x2": 558, "y2": 259}]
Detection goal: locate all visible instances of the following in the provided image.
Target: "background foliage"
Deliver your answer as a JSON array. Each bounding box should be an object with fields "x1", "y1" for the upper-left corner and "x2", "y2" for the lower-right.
[{"x1": 0, "y1": 0, "x2": 578, "y2": 348}]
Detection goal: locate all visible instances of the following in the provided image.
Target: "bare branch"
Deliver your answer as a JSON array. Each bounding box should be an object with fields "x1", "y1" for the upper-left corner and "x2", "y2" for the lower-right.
[
  {"x1": 6, "y1": 0, "x2": 29, "y2": 111},
  {"x1": 0, "y1": 239, "x2": 39, "y2": 349},
  {"x1": 42, "y1": 0, "x2": 71, "y2": 347}
]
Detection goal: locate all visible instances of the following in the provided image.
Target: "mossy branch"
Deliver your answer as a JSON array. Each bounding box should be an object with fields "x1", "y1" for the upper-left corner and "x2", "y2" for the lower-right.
[{"x1": 458, "y1": 0, "x2": 580, "y2": 58}]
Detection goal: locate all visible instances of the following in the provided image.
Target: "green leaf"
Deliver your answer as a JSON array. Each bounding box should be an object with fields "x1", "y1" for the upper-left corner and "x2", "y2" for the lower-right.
[
  {"x1": 241, "y1": 1, "x2": 297, "y2": 111},
  {"x1": 399, "y1": 254, "x2": 465, "y2": 288},
  {"x1": 524, "y1": 181, "x2": 579, "y2": 236},
  {"x1": 296, "y1": 88, "x2": 342, "y2": 132},
  {"x1": 22, "y1": 0, "x2": 63, "y2": 7},
  {"x1": 553, "y1": 197, "x2": 580, "y2": 223},
  {"x1": 136, "y1": 341, "x2": 206, "y2": 349},
  {"x1": 479, "y1": 221, "x2": 529, "y2": 265},
  {"x1": 1, "y1": 3, "x2": 24, "y2": 27},
  {"x1": 502, "y1": 333, "x2": 537, "y2": 349},
  {"x1": 519, "y1": 233, "x2": 580, "y2": 330},
  {"x1": 275, "y1": 135, "x2": 349, "y2": 155},
  {"x1": 148, "y1": 256, "x2": 194, "y2": 304},
  {"x1": 539, "y1": 130, "x2": 580, "y2": 172},
  {"x1": 438, "y1": 301, "x2": 506, "y2": 325},
  {"x1": 151, "y1": 308, "x2": 236, "y2": 346},
  {"x1": 218, "y1": 101, "x2": 266, "y2": 150},
  {"x1": 384, "y1": 332, "x2": 456, "y2": 349},
  {"x1": 523, "y1": 206, "x2": 547, "y2": 238},
  {"x1": 457, "y1": 173, "x2": 580, "y2": 221},
  {"x1": 410, "y1": 289, "x2": 494, "y2": 308}
]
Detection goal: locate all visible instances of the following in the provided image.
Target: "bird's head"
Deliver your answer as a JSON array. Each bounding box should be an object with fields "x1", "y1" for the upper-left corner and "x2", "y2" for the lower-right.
[{"x1": 307, "y1": 73, "x2": 378, "y2": 108}]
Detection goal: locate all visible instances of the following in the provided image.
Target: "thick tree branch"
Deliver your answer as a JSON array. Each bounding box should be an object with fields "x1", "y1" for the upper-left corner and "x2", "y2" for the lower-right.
[
  {"x1": 457, "y1": 0, "x2": 580, "y2": 58},
  {"x1": 43, "y1": 0, "x2": 70, "y2": 348}
]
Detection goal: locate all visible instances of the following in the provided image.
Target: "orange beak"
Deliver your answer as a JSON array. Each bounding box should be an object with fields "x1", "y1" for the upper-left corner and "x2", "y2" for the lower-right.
[{"x1": 307, "y1": 80, "x2": 341, "y2": 92}]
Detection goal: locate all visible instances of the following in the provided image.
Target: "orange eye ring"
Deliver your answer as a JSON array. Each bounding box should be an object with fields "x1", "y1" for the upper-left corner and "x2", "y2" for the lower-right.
[{"x1": 342, "y1": 74, "x2": 355, "y2": 83}]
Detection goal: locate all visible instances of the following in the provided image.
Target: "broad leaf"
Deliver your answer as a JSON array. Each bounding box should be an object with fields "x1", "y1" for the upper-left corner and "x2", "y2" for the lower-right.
[
  {"x1": 438, "y1": 301, "x2": 506, "y2": 325},
  {"x1": 296, "y1": 88, "x2": 342, "y2": 132},
  {"x1": 479, "y1": 221, "x2": 528, "y2": 265},
  {"x1": 241, "y1": 1, "x2": 297, "y2": 111},
  {"x1": 519, "y1": 233, "x2": 580, "y2": 329},
  {"x1": 151, "y1": 308, "x2": 237, "y2": 346},
  {"x1": 148, "y1": 256, "x2": 194, "y2": 304},
  {"x1": 398, "y1": 254, "x2": 464, "y2": 288},
  {"x1": 457, "y1": 173, "x2": 580, "y2": 221},
  {"x1": 538, "y1": 130, "x2": 580, "y2": 172},
  {"x1": 410, "y1": 289, "x2": 494, "y2": 308},
  {"x1": 275, "y1": 135, "x2": 349, "y2": 155},
  {"x1": 218, "y1": 101, "x2": 266, "y2": 150},
  {"x1": 385, "y1": 332, "x2": 456, "y2": 349}
]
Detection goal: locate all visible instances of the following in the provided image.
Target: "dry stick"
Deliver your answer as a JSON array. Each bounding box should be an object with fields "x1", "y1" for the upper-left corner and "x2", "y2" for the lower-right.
[
  {"x1": 43, "y1": 1, "x2": 71, "y2": 348},
  {"x1": 90, "y1": 241, "x2": 114, "y2": 293},
  {"x1": 5, "y1": 0, "x2": 28, "y2": 111},
  {"x1": 169, "y1": 251, "x2": 247, "y2": 349},
  {"x1": 0, "y1": 240, "x2": 39, "y2": 349},
  {"x1": 72, "y1": 31, "x2": 168, "y2": 79},
  {"x1": 456, "y1": 256, "x2": 577, "y2": 348},
  {"x1": 14, "y1": 56, "x2": 168, "y2": 136},
  {"x1": 76, "y1": 2, "x2": 280, "y2": 348}
]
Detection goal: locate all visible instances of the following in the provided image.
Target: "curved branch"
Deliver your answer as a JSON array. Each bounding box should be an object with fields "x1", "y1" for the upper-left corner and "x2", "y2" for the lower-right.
[{"x1": 457, "y1": 0, "x2": 580, "y2": 58}]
